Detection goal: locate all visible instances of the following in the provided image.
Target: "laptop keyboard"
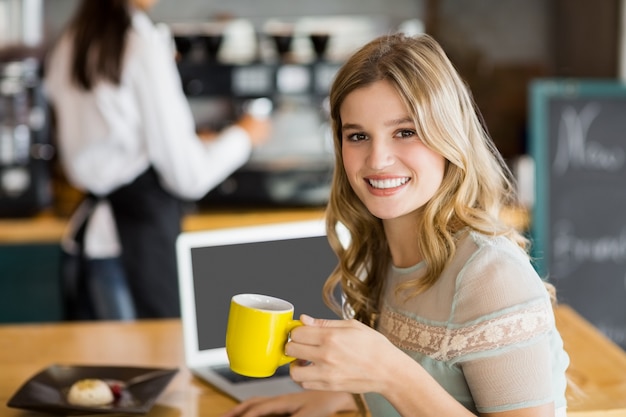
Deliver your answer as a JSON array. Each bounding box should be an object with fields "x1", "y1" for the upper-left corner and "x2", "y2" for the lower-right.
[{"x1": 213, "y1": 364, "x2": 291, "y2": 384}]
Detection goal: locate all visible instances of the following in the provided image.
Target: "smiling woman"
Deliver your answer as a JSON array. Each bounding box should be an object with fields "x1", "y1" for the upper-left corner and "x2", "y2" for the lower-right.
[{"x1": 221, "y1": 33, "x2": 569, "y2": 417}]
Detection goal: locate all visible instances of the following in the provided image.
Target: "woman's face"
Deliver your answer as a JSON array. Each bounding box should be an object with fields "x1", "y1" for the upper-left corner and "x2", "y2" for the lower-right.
[{"x1": 340, "y1": 80, "x2": 446, "y2": 222}]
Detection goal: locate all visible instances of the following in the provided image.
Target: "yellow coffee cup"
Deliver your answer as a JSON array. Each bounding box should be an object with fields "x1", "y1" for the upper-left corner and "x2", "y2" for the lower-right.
[{"x1": 226, "y1": 293, "x2": 302, "y2": 378}]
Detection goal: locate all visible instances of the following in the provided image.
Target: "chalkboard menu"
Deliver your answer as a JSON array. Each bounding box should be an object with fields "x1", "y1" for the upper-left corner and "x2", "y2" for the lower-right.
[{"x1": 529, "y1": 79, "x2": 626, "y2": 349}]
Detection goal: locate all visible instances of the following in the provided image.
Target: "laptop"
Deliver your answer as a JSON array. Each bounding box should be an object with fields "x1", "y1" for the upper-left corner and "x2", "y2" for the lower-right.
[{"x1": 176, "y1": 219, "x2": 340, "y2": 401}]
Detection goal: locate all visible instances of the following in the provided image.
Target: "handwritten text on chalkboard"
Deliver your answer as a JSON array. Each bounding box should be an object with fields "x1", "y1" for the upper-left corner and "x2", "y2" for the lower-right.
[{"x1": 553, "y1": 103, "x2": 625, "y2": 174}]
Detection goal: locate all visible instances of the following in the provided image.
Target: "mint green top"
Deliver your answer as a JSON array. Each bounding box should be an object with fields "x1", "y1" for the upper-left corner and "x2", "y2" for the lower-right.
[{"x1": 363, "y1": 230, "x2": 569, "y2": 416}]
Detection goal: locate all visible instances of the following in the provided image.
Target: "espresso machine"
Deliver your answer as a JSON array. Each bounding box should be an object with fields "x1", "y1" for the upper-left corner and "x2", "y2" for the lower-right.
[
  {"x1": 0, "y1": 58, "x2": 52, "y2": 217},
  {"x1": 172, "y1": 24, "x2": 341, "y2": 207},
  {"x1": 0, "y1": 0, "x2": 52, "y2": 217}
]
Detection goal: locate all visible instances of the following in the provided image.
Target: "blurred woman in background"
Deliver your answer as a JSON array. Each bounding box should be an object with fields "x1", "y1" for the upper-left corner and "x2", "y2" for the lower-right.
[{"x1": 44, "y1": 0, "x2": 270, "y2": 320}]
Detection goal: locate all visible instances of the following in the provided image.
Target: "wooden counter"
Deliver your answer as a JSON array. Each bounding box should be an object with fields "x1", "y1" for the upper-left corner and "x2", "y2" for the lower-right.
[
  {"x1": 0, "y1": 205, "x2": 528, "y2": 245},
  {"x1": 0, "y1": 207, "x2": 326, "y2": 244},
  {"x1": 0, "y1": 204, "x2": 529, "y2": 325},
  {"x1": 0, "y1": 207, "x2": 328, "y2": 324},
  {"x1": 0, "y1": 305, "x2": 624, "y2": 416},
  {"x1": 0, "y1": 211, "x2": 67, "y2": 244},
  {"x1": 182, "y1": 207, "x2": 326, "y2": 232}
]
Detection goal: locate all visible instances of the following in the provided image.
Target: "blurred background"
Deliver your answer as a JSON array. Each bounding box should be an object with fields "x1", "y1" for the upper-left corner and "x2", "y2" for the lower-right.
[{"x1": 0, "y1": 0, "x2": 617, "y2": 212}]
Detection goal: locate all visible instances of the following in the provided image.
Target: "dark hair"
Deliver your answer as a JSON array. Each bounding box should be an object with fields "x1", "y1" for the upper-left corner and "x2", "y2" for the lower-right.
[{"x1": 69, "y1": 0, "x2": 132, "y2": 90}]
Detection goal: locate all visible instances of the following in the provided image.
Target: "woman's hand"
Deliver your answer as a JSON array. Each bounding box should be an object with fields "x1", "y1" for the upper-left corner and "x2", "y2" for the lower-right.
[
  {"x1": 286, "y1": 315, "x2": 399, "y2": 394},
  {"x1": 198, "y1": 114, "x2": 271, "y2": 146},
  {"x1": 219, "y1": 391, "x2": 356, "y2": 417},
  {"x1": 235, "y1": 114, "x2": 271, "y2": 146}
]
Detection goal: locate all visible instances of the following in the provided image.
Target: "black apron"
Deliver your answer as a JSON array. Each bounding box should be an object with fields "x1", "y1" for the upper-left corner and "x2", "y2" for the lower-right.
[
  {"x1": 108, "y1": 167, "x2": 183, "y2": 318},
  {"x1": 62, "y1": 167, "x2": 183, "y2": 319}
]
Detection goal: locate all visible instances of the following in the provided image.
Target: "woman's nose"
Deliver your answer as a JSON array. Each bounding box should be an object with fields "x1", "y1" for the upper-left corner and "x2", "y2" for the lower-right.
[{"x1": 366, "y1": 139, "x2": 394, "y2": 170}]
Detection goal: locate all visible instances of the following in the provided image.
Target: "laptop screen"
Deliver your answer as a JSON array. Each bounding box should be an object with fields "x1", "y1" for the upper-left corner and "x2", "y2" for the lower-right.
[{"x1": 189, "y1": 234, "x2": 339, "y2": 352}]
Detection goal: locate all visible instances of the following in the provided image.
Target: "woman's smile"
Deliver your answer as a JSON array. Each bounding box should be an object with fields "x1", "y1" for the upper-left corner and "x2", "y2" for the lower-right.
[
  {"x1": 365, "y1": 176, "x2": 411, "y2": 197},
  {"x1": 367, "y1": 176, "x2": 411, "y2": 190}
]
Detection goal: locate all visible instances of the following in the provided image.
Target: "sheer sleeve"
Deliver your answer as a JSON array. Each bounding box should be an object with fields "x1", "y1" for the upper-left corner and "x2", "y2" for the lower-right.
[{"x1": 450, "y1": 238, "x2": 560, "y2": 412}]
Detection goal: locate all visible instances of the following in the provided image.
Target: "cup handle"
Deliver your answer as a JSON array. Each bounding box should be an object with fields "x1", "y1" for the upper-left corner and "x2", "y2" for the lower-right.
[{"x1": 279, "y1": 319, "x2": 303, "y2": 366}]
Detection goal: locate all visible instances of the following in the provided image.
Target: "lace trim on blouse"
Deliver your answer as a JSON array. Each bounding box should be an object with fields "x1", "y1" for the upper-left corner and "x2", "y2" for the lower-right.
[{"x1": 379, "y1": 300, "x2": 553, "y2": 362}]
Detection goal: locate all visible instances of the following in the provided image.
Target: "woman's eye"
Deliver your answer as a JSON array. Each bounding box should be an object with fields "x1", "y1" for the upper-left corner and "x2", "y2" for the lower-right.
[
  {"x1": 346, "y1": 132, "x2": 367, "y2": 142},
  {"x1": 396, "y1": 129, "x2": 416, "y2": 139}
]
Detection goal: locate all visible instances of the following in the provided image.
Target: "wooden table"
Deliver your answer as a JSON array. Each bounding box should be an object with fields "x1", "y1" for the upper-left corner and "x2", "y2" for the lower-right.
[
  {"x1": 555, "y1": 305, "x2": 626, "y2": 416},
  {"x1": 1, "y1": 305, "x2": 625, "y2": 417},
  {"x1": 0, "y1": 318, "x2": 236, "y2": 417}
]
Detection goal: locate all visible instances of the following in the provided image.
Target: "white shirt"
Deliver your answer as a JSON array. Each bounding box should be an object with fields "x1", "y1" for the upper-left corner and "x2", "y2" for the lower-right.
[{"x1": 44, "y1": 10, "x2": 252, "y2": 257}]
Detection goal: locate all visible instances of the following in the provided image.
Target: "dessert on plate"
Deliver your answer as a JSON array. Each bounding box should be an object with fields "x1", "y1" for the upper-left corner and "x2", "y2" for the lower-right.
[{"x1": 67, "y1": 378, "x2": 114, "y2": 406}]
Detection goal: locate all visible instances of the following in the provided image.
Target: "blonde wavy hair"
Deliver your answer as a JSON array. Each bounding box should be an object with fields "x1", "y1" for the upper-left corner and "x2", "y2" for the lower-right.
[{"x1": 323, "y1": 33, "x2": 528, "y2": 326}]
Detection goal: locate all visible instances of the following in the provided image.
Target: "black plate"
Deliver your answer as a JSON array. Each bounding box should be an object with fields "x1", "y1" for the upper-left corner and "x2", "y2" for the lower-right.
[{"x1": 7, "y1": 364, "x2": 178, "y2": 415}]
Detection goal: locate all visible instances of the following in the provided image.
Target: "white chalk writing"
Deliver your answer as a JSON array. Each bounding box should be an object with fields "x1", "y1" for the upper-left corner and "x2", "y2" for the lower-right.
[
  {"x1": 552, "y1": 103, "x2": 625, "y2": 174},
  {"x1": 552, "y1": 220, "x2": 626, "y2": 277}
]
